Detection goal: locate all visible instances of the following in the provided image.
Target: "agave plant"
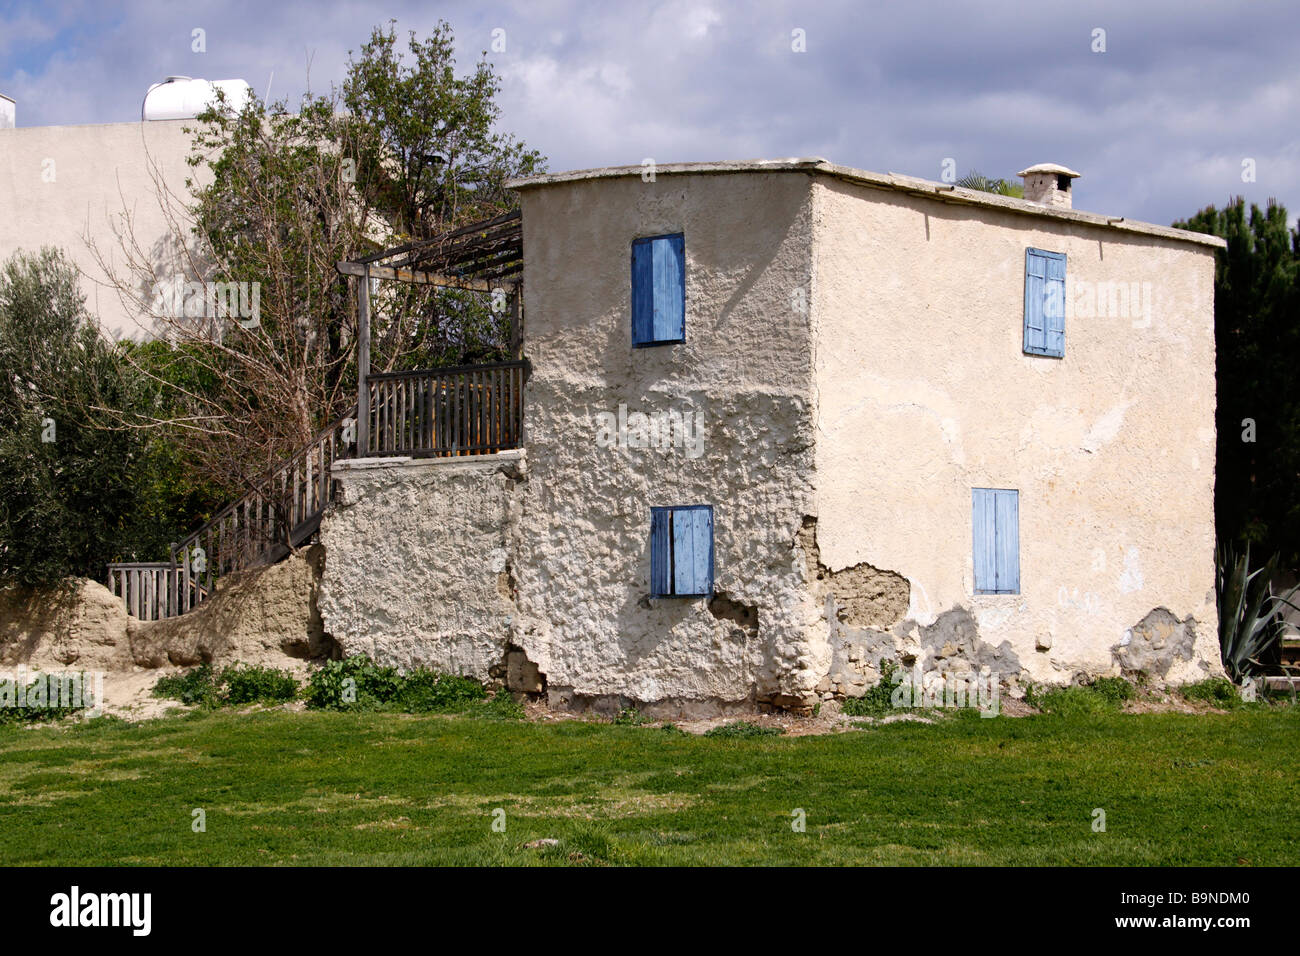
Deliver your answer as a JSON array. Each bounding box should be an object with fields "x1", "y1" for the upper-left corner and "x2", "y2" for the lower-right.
[
  {"x1": 1216, "y1": 543, "x2": 1300, "y2": 682},
  {"x1": 954, "y1": 171, "x2": 1025, "y2": 198}
]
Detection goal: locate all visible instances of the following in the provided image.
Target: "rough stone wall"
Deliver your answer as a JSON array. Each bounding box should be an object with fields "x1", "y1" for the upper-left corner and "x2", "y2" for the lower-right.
[
  {"x1": 130, "y1": 545, "x2": 329, "y2": 669},
  {"x1": 808, "y1": 176, "x2": 1221, "y2": 689},
  {"x1": 0, "y1": 579, "x2": 135, "y2": 671},
  {"x1": 317, "y1": 453, "x2": 526, "y2": 678},
  {"x1": 511, "y1": 172, "x2": 826, "y2": 714},
  {"x1": 0, "y1": 546, "x2": 328, "y2": 673}
]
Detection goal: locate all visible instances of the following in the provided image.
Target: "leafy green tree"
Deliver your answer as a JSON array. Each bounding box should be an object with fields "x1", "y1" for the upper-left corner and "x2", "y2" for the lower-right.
[
  {"x1": 0, "y1": 252, "x2": 133, "y2": 581},
  {"x1": 96, "y1": 20, "x2": 543, "y2": 499},
  {"x1": 1175, "y1": 198, "x2": 1300, "y2": 566}
]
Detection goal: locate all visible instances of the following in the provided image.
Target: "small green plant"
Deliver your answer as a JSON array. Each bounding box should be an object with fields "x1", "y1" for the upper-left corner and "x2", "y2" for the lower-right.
[
  {"x1": 1029, "y1": 677, "x2": 1135, "y2": 717},
  {"x1": 471, "y1": 688, "x2": 525, "y2": 721},
  {"x1": 152, "y1": 663, "x2": 221, "y2": 708},
  {"x1": 0, "y1": 671, "x2": 96, "y2": 724},
  {"x1": 397, "y1": 669, "x2": 487, "y2": 713},
  {"x1": 841, "y1": 660, "x2": 901, "y2": 717},
  {"x1": 1089, "y1": 676, "x2": 1135, "y2": 706},
  {"x1": 1179, "y1": 677, "x2": 1246, "y2": 709},
  {"x1": 703, "y1": 720, "x2": 785, "y2": 739},
  {"x1": 153, "y1": 663, "x2": 298, "y2": 707},
  {"x1": 612, "y1": 707, "x2": 645, "y2": 726},
  {"x1": 305, "y1": 656, "x2": 403, "y2": 710},
  {"x1": 221, "y1": 664, "x2": 298, "y2": 705}
]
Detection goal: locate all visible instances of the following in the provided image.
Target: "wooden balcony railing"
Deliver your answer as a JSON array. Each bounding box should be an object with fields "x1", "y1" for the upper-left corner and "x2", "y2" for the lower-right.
[{"x1": 366, "y1": 360, "x2": 527, "y2": 457}]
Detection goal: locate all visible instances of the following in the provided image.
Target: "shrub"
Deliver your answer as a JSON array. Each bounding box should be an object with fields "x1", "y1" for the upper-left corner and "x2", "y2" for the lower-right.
[
  {"x1": 1217, "y1": 544, "x2": 1299, "y2": 681},
  {"x1": 305, "y1": 656, "x2": 507, "y2": 717},
  {"x1": 222, "y1": 664, "x2": 298, "y2": 705},
  {"x1": 1179, "y1": 677, "x2": 1245, "y2": 708},
  {"x1": 305, "y1": 655, "x2": 402, "y2": 710},
  {"x1": 703, "y1": 721, "x2": 785, "y2": 739},
  {"x1": 396, "y1": 669, "x2": 487, "y2": 712},
  {"x1": 152, "y1": 663, "x2": 221, "y2": 708},
  {"x1": 153, "y1": 662, "x2": 298, "y2": 707}
]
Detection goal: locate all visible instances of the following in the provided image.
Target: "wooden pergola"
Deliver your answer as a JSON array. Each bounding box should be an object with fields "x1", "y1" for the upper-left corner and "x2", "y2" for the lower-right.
[{"x1": 336, "y1": 210, "x2": 524, "y2": 452}]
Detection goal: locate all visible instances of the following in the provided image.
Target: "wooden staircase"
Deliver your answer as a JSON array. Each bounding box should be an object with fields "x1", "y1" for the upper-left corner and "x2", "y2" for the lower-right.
[
  {"x1": 107, "y1": 359, "x2": 529, "y2": 621},
  {"x1": 108, "y1": 407, "x2": 357, "y2": 621}
]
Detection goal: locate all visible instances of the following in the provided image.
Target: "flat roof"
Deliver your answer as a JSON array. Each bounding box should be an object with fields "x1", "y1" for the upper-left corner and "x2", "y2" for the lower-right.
[{"x1": 506, "y1": 158, "x2": 1226, "y2": 250}]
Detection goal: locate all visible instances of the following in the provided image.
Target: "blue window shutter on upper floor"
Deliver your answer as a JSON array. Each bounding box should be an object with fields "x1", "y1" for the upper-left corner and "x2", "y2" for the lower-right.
[
  {"x1": 652, "y1": 234, "x2": 685, "y2": 343},
  {"x1": 973, "y1": 488, "x2": 1019, "y2": 594},
  {"x1": 631, "y1": 238, "x2": 656, "y2": 346},
  {"x1": 631, "y1": 234, "x2": 685, "y2": 346},
  {"x1": 1024, "y1": 248, "x2": 1066, "y2": 358}
]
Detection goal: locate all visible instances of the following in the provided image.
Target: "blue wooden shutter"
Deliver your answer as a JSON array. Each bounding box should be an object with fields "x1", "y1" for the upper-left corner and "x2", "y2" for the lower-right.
[
  {"x1": 1024, "y1": 248, "x2": 1066, "y2": 357},
  {"x1": 671, "y1": 506, "x2": 713, "y2": 596},
  {"x1": 994, "y1": 489, "x2": 1020, "y2": 593},
  {"x1": 631, "y1": 234, "x2": 684, "y2": 346},
  {"x1": 650, "y1": 507, "x2": 671, "y2": 596},
  {"x1": 1044, "y1": 254, "x2": 1066, "y2": 356},
  {"x1": 973, "y1": 489, "x2": 1019, "y2": 594},
  {"x1": 650, "y1": 505, "x2": 713, "y2": 597},
  {"x1": 653, "y1": 234, "x2": 685, "y2": 343},
  {"x1": 972, "y1": 489, "x2": 997, "y2": 593},
  {"x1": 631, "y1": 238, "x2": 655, "y2": 346}
]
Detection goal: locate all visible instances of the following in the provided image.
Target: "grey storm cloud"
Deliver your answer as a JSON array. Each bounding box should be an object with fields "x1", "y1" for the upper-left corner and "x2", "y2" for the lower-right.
[{"x1": 1, "y1": 0, "x2": 1296, "y2": 227}]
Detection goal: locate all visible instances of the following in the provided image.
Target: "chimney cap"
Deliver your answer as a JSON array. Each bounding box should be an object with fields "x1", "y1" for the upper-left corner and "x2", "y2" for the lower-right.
[{"x1": 1018, "y1": 162, "x2": 1081, "y2": 180}]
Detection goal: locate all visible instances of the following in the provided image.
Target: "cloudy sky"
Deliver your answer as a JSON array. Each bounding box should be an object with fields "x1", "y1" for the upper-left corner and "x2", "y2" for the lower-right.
[{"x1": 2, "y1": 0, "x2": 1296, "y2": 228}]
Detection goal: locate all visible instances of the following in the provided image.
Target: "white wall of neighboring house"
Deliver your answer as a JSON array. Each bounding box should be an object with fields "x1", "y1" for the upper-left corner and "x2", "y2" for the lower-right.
[{"x1": 0, "y1": 115, "x2": 198, "y2": 338}]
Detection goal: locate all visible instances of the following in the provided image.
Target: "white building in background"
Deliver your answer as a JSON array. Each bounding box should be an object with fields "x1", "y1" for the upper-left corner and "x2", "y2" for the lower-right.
[{"x1": 0, "y1": 80, "x2": 247, "y2": 338}]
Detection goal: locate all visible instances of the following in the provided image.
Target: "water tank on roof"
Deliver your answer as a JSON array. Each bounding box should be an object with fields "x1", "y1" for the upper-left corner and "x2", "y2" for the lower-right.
[{"x1": 142, "y1": 77, "x2": 252, "y2": 120}]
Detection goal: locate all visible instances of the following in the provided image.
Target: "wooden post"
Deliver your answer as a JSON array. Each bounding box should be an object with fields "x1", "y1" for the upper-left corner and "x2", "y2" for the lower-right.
[
  {"x1": 357, "y1": 265, "x2": 371, "y2": 455},
  {"x1": 509, "y1": 284, "x2": 522, "y2": 359},
  {"x1": 167, "y1": 543, "x2": 178, "y2": 619}
]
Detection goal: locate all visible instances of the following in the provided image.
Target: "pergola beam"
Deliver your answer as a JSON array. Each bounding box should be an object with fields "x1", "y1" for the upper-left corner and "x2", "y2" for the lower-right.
[{"x1": 336, "y1": 260, "x2": 515, "y2": 292}]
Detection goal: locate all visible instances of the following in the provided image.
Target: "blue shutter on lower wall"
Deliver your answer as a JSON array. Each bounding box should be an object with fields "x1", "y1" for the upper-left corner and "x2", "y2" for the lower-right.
[
  {"x1": 972, "y1": 489, "x2": 998, "y2": 593},
  {"x1": 650, "y1": 508, "x2": 672, "y2": 597},
  {"x1": 973, "y1": 488, "x2": 1020, "y2": 594},
  {"x1": 631, "y1": 234, "x2": 685, "y2": 346},
  {"x1": 993, "y1": 489, "x2": 1020, "y2": 593},
  {"x1": 650, "y1": 505, "x2": 713, "y2": 597},
  {"x1": 1024, "y1": 248, "x2": 1066, "y2": 358}
]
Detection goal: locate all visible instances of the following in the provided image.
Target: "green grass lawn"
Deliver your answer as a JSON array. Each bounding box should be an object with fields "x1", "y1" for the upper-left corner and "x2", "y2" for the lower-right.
[{"x1": 0, "y1": 706, "x2": 1296, "y2": 866}]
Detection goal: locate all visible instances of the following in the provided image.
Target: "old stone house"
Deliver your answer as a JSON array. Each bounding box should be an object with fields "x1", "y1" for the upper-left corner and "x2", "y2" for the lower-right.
[{"x1": 315, "y1": 158, "x2": 1226, "y2": 716}]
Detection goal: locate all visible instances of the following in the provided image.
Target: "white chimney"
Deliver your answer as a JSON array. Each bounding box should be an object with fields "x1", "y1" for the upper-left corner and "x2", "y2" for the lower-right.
[
  {"x1": 0, "y1": 93, "x2": 14, "y2": 130},
  {"x1": 1018, "y1": 163, "x2": 1080, "y2": 209}
]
